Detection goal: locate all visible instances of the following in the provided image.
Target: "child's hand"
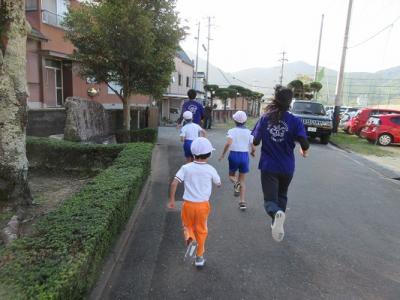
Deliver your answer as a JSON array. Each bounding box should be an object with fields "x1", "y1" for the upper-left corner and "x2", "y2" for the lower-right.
[
  {"x1": 299, "y1": 148, "x2": 309, "y2": 158},
  {"x1": 218, "y1": 155, "x2": 224, "y2": 161},
  {"x1": 167, "y1": 200, "x2": 175, "y2": 209},
  {"x1": 250, "y1": 150, "x2": 256, "y2": 158}
]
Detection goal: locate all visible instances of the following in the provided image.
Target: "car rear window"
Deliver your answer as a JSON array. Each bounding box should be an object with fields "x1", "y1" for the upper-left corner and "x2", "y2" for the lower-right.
[
  {"x1": 292, "y1": 102, "x2": 326, "y2": 115},
  {"x1": 367, "y1": 117, "x2": 381, "y2": 125}
]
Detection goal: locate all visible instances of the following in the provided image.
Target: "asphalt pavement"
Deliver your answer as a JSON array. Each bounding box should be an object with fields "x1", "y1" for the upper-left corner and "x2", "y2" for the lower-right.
[{"x1": 98, "y1": 126, "x2": 400, "y2": 300}]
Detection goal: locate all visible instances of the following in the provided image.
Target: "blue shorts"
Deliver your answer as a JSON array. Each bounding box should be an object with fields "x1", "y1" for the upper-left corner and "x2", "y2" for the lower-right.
[
  {"x1": 228, "y1": 151, "x2": 250, "y2": 174},
  {"x1": 183, "y1": 140, "x2": 193, "y2": 158}
]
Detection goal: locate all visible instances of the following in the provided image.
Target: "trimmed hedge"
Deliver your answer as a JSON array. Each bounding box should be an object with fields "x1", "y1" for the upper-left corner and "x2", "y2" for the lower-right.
[
  {"x1": 27, "y1": 137, "x2": 125, "y2": 173},
  {"x1": 0, "y1": 142, "x2": 154, "y2": 299},
  {"x1": 115, "y1": 128, "x2": 158, "y2": 144}
]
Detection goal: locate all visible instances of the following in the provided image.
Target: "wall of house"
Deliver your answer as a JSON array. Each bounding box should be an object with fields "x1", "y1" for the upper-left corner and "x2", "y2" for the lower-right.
[
  {"x1": 71, "y1": 73, "x2": 152, "y2": 107},
  {"x1": 26, "y1": 39, "x2": 42, "y2": 106},
  {"x1": 166, "y1": 57, "x2": 193, "y2": 97}
]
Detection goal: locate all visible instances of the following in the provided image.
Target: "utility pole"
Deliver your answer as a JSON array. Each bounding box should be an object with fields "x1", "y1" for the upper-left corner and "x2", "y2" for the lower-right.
[
  {"x1": 279, "y1": 51, "x2": 288, "y2": 86},
  {"x1": 314, "y1": 14, "x2": 324, "y2": 82},
  {"x1": 333, "y1": 0, "x2": 353, "y2": 133},
  {"x1": 205, "y1": 17, "x2": 213, "y2": 86},
  {"x1": 193, "y1": 21, "x2": 201, "y2": 91}
]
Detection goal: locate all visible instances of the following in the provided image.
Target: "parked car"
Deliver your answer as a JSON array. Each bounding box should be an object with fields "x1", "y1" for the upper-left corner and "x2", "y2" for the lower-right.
[
  {"x1": 361, "y1": 114, "x2": 400, "y2": 146},
  {"x1": 341, "y1": 111, "x2": 359, "y2": 133},
  {"x1": 347, "y1": 108, "x2": 400, "y2": 135},
  {"x1": 291, "y1": 100, "x2": 333, "y2": 144}
]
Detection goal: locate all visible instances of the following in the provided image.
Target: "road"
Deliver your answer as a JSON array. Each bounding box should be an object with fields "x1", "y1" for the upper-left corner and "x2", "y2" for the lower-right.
[{"x1": 98, "y1": 127, "x2": 400, "y2": 300}]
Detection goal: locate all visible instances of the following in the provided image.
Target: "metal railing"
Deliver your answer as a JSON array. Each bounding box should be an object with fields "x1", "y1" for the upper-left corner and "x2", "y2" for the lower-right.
[{"x1": 42, "y1": 9, "x2": 65, "y2": 27}]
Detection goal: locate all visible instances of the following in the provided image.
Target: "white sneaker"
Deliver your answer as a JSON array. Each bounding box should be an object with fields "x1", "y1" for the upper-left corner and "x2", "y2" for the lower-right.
[
  {"x1": 195, "y1": 256, "x2": 206, "y2": 267},
  {"x1": 184, "y1": 240, "x2": 198, "y2": 259},
  {"x1": 271, "y1": 211, "x2": 285, "y2": 242}
]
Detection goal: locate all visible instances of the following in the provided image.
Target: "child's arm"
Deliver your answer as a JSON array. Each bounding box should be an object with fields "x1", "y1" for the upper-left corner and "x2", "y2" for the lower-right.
[
  {"x1": 200, "y1": 128, "x2": 207, "y2": 137},
  {"x1": 168, "y1": 178, "x2": 180, "y2": 209},
  {"x1": 250, "y1": 144, "x2": 256, "y2": 157},
  {"x1": 219, "y1": 138, "x2": 232, "y2": 161}
]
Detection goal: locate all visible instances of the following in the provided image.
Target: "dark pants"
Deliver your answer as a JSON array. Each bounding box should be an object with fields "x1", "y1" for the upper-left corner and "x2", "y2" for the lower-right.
[
  {"x1": 261, "y1": 172, "x2": 293, "y2": 219},
  {"x1": 204, "y1": 117, "x2": 212, "y2": 129}
]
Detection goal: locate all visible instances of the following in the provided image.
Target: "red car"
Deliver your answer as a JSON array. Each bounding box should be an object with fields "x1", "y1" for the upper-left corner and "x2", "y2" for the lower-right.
[
  {"x1": 347, "y1": 108, "x2": 400, "y2": 135},
  {"x1": 360, "y1": 114, "x2": 400, "y2": 146}
]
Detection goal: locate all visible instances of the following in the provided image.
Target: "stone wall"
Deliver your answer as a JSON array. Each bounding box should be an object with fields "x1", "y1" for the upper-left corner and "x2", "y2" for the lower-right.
[
  {"x1": 27, "y1": 106, "x2": 157, "y2": 138},
  {"x1": 64, "y1": 97, "x2": 111, "y2": 142},
  {"x1": 27, "y1": 108, "x2": 66, "y2": 137}
]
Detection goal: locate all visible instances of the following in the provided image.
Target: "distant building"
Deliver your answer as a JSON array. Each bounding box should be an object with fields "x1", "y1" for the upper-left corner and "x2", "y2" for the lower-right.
[{"x1": 161, "y1": 50, "x2": 194, "y2": 122}]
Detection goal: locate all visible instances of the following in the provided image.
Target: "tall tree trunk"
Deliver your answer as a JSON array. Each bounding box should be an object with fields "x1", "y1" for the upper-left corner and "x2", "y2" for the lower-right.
[
  {"x1": 0, "y1": 0, "x2": 32, "y2": 205},
  {"x1": 122, "y1": 98, "x2": 131, "y2": 131}
]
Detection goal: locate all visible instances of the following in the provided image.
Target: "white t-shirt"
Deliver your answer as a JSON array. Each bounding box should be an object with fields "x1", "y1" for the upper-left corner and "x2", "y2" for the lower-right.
[
  {"x1": 180, "y1": 123, "x2": 203, "y2": 140},
  {"x1": 227, "y1": 127, "x2": 254, "y2": 152},
  {"x1": 175, "y1": 162, "x2": 221, "y2": 202}
]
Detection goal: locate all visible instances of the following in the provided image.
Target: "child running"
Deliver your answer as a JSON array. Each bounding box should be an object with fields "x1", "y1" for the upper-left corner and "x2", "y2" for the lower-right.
[
  {"x1": 252, "y1": 86, "x2": 309, "y2": 242},
  {"x1": 219, "y1": 111, "x2": 256, "y2": 210},
  {"x1": 168, "y1": 137, "x2": 221, "y2": 268},
  {"x1": 180, "y1": 111, "x2": 206, "y2": 163}
]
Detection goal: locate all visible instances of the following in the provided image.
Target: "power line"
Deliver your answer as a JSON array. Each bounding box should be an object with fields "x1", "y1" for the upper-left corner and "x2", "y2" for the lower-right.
[{"x1": 348, "y1": 15, "x2": 400, "y2": 49}]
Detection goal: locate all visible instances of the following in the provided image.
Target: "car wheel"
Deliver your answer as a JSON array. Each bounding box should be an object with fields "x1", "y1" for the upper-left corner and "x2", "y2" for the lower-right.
[
  {"x1": 348, "y1": 127, "x2": 354, "y2": 134},
  {"x1": 320, "y1": 135, "x2": 330, "y2": 145},
  {"x1": 377, "y1": 134, "x2": 392, "y2": 146}
]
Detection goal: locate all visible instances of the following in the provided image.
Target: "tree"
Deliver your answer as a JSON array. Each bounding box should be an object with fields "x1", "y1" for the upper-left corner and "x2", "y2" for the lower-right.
[
  {"x1": 64, "y1": 0, "x2": 185, "y2": 130},
  {"x1": 204, "y1": 84, "x2": 219, "y2": 107},
  {"x1": 0, "y1": 0, "x2": 32, "y2": 205},
  {"x1": 288, "y1": 80, "x2": 304, "y2": 99}
]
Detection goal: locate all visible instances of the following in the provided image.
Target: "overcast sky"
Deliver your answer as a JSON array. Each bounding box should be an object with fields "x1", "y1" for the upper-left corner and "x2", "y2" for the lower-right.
[{"x1": 176, "y1": 0, "x2": 400, "y2": 73}]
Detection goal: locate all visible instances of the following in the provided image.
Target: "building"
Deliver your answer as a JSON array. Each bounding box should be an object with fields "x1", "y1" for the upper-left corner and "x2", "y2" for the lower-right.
[
  {"x1": 161, "y1": 50, "x2": 194, "y2": 122},
  {"x1": 25, "y1": 0, "x2": 193, "y2": 119}
]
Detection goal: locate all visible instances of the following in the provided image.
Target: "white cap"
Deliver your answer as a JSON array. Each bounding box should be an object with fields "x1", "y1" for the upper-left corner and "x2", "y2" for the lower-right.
[
  {"x1": 233, "y1": 111, "x2": 247, "y2": 123},
  {"x1": 183, "y1": 111, "x2": 193, "y2": 120},
  {"x1": 190, "y1": 137, "x2": 215, "y2": 156}
]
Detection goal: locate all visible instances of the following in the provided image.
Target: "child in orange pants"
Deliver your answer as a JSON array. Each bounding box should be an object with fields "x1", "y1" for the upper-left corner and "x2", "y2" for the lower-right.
[{"x1": 168, "y1": 137, "x2": 221, "y2": 267}]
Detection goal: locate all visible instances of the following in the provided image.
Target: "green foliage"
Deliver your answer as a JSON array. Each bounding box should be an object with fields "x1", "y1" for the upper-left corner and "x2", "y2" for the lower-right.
[
  {"x1": 204, "y1": 84, "x2": 219, "y2": 93},
  {"x1": 0, "y1": 143, "x2": 154, "y2": 299},
  {"x1": 115, "y1": 128, "x2": 158, "y2": 143},
  {"x1": 27, "y1": 137, "x2": 125, "y2": 173}
]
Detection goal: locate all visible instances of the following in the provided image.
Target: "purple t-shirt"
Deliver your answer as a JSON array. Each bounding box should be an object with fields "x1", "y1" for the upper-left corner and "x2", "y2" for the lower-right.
[
  {"x1": 182, "y1": 100, "x2": 204, "y2": 125},
  {"x1": 252, "y1": 112, "x2": 307, "y2": 175}
]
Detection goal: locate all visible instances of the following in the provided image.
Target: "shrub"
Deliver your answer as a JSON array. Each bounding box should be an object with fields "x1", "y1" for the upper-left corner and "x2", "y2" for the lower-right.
[
  {"x1": 115, "y1": 128, "x2": 158, "y2": 144},
  {"x1": 0, "y1": 143, "x2": 154, "y2": 299},
  {"x1": 27, "y1": 137, "x2": 125, "y2": 173}
]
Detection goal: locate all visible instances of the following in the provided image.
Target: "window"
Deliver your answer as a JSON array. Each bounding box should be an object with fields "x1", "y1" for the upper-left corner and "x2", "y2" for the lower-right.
[
  {"x1": 391, "y1": 117, "x2": 400, "y2": 125},
  {"x1": 42, "y1": 0, "x2": 70, "y2": 27},
  {"x1": 26, "y1": 0, "x2": 38, "y2": 10},
  {"x1": 107, "y1": 82, "x2": 122, "y2": 94},
  {"x1": 178, "y1": 74, "x2": 182, "y2": 86},
  {"x1": 44, "y1": 59, "x2": 63, "y2": 106},
  {"x1": 186, "y1": 76, "x2": 190, "y2": 87}
]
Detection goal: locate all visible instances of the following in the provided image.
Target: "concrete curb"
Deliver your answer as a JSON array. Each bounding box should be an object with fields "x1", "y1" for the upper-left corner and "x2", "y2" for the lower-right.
[{"x1": 89, "y1": 158, "x2": 154, "y2": 300}]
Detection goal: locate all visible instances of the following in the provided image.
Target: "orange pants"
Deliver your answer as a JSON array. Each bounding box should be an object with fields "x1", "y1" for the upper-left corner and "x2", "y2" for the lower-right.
[{"x1": 181, "y1": 200, "x2": 211, "y2": 257}]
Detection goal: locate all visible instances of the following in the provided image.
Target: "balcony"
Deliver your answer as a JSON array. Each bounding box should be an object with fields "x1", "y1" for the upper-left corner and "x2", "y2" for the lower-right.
[{"x1": 42, "y1": 9, "x2": 65, "y2": 28}]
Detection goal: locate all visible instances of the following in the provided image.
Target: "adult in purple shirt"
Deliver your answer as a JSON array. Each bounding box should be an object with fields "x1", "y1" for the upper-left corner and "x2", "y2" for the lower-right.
[
  {"x1": 252, "y1": 86, "x2": 310, "y2": 242},
  {"x1": 178, "y1": 89, "x2": 205, "y2": 126}
]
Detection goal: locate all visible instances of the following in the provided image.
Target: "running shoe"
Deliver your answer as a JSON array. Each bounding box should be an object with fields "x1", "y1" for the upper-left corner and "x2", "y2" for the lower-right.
[
  {"x1": 239, "y1": 202, "x2": 247, "y2": 210},
  {"x1": 195, "y1": 256, "x2": 206, "y2": 267},
  {"x1": 271, "y1": 211, "x2": 285, "y2": 242},
  {"x1": 233, "y1": 182, "x2": 241, "y2": 197},
  {"x1": 184, "y1": 240, "x2": 198, "y2": 259}
]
